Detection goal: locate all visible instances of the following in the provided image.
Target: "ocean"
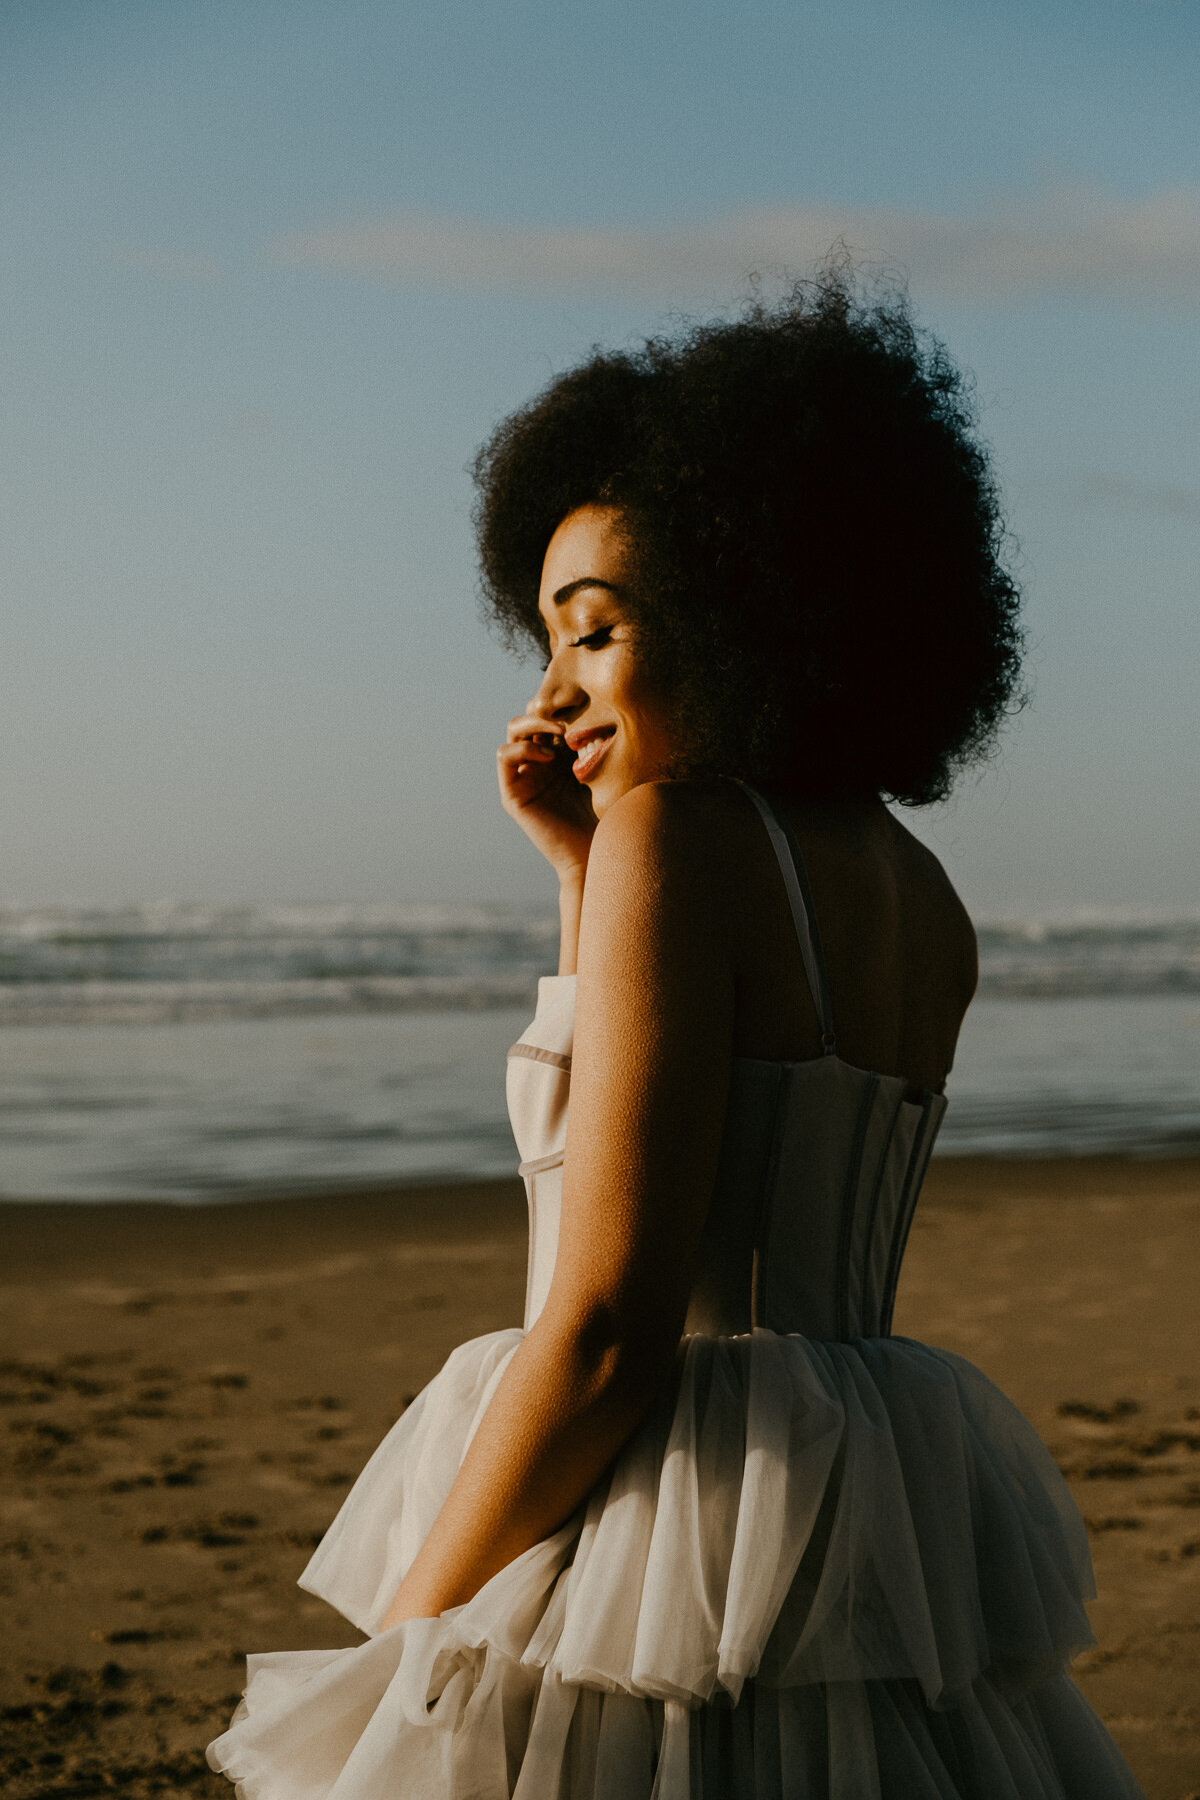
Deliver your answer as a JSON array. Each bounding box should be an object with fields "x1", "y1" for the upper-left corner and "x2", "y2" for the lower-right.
[{"x1": 2, "y1": 903, "x2": 1199, "y2": 1200}]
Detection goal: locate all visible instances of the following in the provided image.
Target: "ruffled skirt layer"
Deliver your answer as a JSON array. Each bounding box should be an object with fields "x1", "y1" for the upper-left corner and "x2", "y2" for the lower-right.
[{"x1": 207, "y1": 1328, "x2": 1144, "y2": 1799}]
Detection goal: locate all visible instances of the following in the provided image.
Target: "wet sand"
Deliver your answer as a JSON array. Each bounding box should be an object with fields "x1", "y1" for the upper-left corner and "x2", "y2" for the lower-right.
[{"x1": 1, "y1": 1159, "x2": 1198, "y2": 1798}]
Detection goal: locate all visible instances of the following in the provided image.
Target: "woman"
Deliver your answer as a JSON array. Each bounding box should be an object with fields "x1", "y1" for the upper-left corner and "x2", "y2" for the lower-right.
[{"x1": 208, "y1": 278, "x2": 1145, "y2": 1797}]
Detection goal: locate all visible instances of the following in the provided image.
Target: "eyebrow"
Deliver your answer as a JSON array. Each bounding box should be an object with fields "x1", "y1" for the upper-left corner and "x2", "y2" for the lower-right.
[{"x1": 550, "y1": 577, "x2": 623, "y2": 606}]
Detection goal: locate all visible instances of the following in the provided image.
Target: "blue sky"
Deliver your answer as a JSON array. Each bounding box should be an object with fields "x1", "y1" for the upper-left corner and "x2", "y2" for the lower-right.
[{"x1": 2, "y1": 0, "x2": 1198, "y2": 911}]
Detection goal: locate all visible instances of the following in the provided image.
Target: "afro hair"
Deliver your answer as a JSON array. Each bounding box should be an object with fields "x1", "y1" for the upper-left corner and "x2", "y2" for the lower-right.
[{"x1": 473, "y1": 271, "x2": 1023, "y2": 805}]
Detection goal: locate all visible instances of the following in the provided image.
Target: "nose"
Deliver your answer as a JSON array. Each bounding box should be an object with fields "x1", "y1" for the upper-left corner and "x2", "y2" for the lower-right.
[{"x1": 526, "y1": 656, "x2": 585, "y2": 723}]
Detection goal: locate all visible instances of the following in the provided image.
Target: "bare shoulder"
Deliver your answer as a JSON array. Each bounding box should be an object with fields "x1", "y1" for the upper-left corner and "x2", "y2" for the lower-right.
[
  {"x1": 590, "y1": 777, "x2": 741, "y2": 865},
  {"x1": 581, "y1": 780, "x2": 743, "y2": 952},
  {"x1": 884, "y1": 811, "x2": 978, "y2": 1003}
]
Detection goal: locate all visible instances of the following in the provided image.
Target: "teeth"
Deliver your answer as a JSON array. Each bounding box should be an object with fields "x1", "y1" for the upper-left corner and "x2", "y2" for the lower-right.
[{"x1": 572, "y1": 733, "x2": 611, "y2": 779}]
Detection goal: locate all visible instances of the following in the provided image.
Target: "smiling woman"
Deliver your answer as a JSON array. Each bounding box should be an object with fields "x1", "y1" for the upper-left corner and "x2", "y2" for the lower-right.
[
  {"x1": 207, "y1": 276, "x2": 1145, "y2": 1800},
  {"x1": 474, "y1": 273, "x2": 1023, "y2": 809},
  {"x1": 496, "y1": 506, "x2": 677, "y2": 971},
  {"x1": 530, "y1": 507, "x2": 674, "y2": 800}
]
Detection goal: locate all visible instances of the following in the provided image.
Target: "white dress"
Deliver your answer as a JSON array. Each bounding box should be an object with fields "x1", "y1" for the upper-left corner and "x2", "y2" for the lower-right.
[{"x1": 207, "y1": 786, "x2": 1145, "y2": 1799}]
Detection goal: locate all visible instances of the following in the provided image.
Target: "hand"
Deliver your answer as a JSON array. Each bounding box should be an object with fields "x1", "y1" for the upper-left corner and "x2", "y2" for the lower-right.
[{"x1": 497, "y1": 713, "x2": 596, "y2": 882}]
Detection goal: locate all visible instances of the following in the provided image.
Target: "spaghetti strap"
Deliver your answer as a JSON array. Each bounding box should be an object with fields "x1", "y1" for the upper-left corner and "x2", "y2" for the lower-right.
[{"x1": 731, "y1": 780, "x2": 837, "y2": 1055}]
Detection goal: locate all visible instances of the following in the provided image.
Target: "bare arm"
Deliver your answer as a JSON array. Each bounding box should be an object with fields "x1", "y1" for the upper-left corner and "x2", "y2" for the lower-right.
[{"x1": 381, "y1": 784, "x2": 734, "y2": 1625}]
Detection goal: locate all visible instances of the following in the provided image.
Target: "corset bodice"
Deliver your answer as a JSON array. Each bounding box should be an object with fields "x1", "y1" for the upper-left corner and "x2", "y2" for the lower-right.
[
  {"x1": 506, "y1": 784, "x2": 947, "y2": 1343},
  {"x1": 507, "y1": 999, "x2": 944, "y2": 1341},
  {"x1": 681, "y1": 1052, "x2": 944, "y2": 1339}
]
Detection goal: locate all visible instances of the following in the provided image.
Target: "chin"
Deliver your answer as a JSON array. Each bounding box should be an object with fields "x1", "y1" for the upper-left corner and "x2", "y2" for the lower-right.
[{"x1": 590, "y1": 766, "x2": 655, "y2": 817}]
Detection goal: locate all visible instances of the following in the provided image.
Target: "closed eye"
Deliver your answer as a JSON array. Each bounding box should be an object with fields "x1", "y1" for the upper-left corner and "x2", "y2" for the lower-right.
[{"x1": 538, "y1": 623, "x2": 614, "y2": 668}]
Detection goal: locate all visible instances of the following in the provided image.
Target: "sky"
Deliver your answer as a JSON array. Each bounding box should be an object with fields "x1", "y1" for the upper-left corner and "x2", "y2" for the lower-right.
[{"x1": 2, "y1": 0, "x2": 1198, "y2": 916}]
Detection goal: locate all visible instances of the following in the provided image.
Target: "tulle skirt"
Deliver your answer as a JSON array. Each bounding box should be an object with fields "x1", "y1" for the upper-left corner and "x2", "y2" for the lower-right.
[{"x1": 207, "y1": 1329, "x2": 1145, "y2": 1799}]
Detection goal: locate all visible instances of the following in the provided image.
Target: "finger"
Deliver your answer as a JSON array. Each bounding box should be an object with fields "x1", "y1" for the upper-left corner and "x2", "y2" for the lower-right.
[
  {"x1": 506, "y1": 714, "x2": 566, "y2": 746},
  {"x1": 497, "y1": 752, "x2": 563, "y2": 810},
  {"x1": 503, "y1": 731, "x2": 562, "y2": 759},
  {"x1": 497, "y1": 752, "x2": 559, "y2": 797},
  {"x1": 497, "y1": 741, "x2": 555, "y2": 771}
]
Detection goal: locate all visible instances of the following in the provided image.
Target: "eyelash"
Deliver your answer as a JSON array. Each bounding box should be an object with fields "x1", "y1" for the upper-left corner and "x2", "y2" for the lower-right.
[{"x1": 540, "y1": 625, "x2": 613, "y2": 670}]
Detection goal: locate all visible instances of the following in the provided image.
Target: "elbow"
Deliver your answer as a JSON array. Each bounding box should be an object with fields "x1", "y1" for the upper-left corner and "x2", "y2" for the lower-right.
[{"x1": 533, "y1": 1293, "x2": 682, "y2": 1414}]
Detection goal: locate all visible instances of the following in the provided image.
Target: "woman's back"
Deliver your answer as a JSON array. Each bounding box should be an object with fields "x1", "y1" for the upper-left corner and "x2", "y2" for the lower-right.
[
  {"x1": 513, "y1": 781, "x2": 965, "y2": 1346},
  {"x1": 506, "y1": 781, "x2": 973, "y2": 1343},
  {"x1": 709, "y1": 783, "x2": 978, "y2": 1095}
]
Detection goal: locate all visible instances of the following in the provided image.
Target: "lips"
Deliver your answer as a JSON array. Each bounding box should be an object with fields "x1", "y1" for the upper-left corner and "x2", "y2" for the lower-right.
[{"x1": 565, "y1": 725, "x2": 615, "y2": 783}]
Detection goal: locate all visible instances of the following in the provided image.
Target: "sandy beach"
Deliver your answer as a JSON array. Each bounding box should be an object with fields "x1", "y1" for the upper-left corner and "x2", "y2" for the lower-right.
[{"x1": 2, "y1": 1159, "x2": 1198, "y2": 1799}]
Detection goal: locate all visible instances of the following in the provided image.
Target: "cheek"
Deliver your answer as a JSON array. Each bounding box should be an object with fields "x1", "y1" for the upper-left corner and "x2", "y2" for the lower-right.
[
  {"x1": 616, "y1": 658, "x2": 661, "y2": 715},
  {"x1": 630, "y1": 685, "x2": 673, "y2": 744},
  {"x1": 608, "y1": 650, "x2": 672, "y2": 756},
  {"x1": 621, "y1": 711, "x2": 673, "y2": 778}
]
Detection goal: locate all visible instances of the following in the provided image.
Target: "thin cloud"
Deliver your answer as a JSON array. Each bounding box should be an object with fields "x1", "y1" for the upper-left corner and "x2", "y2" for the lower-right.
[
  {"x1": 266, "y1": 182, "x2": 1200, "y2": 307},
  {"x1": 114, "y1": 246, "x2": 226, "y2": 283},
  {"x1": 1073, "y1": 473, "x2": 1200, "y2": 521}
]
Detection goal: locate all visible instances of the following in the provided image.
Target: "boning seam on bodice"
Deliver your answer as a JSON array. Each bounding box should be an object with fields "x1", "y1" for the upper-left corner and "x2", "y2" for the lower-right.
[
  {"x1": 852, "y1": 1085, "x2": 906, "y2": 1337},
  {"x1": 508, "y1": 1042, "x2": 573, "y2": 1072},
  {"x1": 748, "y1": 1060, "x2": 787, "y2": 1330},
  {"x1": 519, "y1": 1150, "x2": 565, "y2": 1179},
  {"x1": 880, "y1": 1094, "x2": 936, "y2": 1338},
  {"x1": 834, "y1": 1077, "x2": 880, "y2": 1342}
]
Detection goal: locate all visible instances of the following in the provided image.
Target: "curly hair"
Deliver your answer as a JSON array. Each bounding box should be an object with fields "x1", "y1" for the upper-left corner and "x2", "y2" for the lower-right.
[{"x1": 473, "y1": 272, "x2": 1024, "y2": 805}]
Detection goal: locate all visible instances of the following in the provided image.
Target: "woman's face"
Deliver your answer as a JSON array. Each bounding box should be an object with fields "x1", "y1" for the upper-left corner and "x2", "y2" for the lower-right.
[{"x1": 529, "y1": 504, "x2": 674, "y2": 818}]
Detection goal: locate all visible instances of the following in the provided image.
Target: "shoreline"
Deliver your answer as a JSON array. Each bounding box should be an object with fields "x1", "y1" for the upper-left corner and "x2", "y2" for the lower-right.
[
  {"x1": 3, "y1": 1147, "x2": 1199, "y2": 1208},
  {"x1": 2, "y1": 1159, "x2": 1198, "y2": 1796}
]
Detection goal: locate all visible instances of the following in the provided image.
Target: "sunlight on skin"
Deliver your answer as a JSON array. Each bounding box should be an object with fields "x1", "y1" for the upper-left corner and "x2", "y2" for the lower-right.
[
  {"x1": 380, "y1": 507, "x2": 727, "y2": 1629},
  {"x1": 495, "y1": 505, "x2": 676, "y2": 974}
]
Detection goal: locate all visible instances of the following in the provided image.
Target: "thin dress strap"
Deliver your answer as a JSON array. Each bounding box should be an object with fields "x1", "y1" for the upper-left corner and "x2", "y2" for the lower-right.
[{"x1": 732, "y1": 781, "x2": 838, "y2": 1056}]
